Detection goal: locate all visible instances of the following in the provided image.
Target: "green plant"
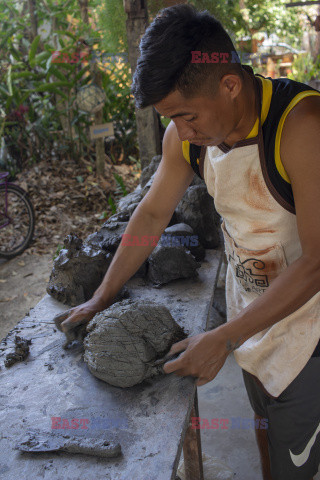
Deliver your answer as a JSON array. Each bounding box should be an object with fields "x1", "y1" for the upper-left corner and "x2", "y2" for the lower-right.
[
  {"x1": 101, "y1": 59, "x2": 138, "y2": 161},
  {"x1": 113, "y1": 172, "x2": 128, "y2": 196},
  {"x1": 107, "y1": 194, "x2": 117, "y2": 214},
  {"x1": 98, "y1": 210, "x2": 109, "y2": 220},
  {"x1": 53, "y1": 243, "x2": 64, "y2": 260},
  {"x1": 288, "y1": 53, "x2": 320, "y2": 83},
  {"x1": 129, "y1": 154, "x2": 141, "y2": 171},
  {"x1": 160, "y1": 116, "x2": 171, "y2": 129},
  {"x1": 0, "y1": 0, "x2": 139, "y2": 175}
]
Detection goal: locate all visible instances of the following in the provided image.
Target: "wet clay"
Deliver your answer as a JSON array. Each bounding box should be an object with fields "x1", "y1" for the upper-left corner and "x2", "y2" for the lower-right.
[
  {"x1": 139, "y1": 155, "x2": 161, "y2": 187},
  {"x1": 47, "y1": 234, "x2": 114, "y2": 306},
  {"x1": 17, "y1": 430, "x2": 121, "y2": 458},
  {"x1": 53, "y1": 311, "x2": 89, "y2": 349},
  {"x1": 83, "y1": 299, "x2": 187, "y2": 388},
  {"x1": 147, "y1": 245, "x2": 200, "y2": 286},
  {"x1": 175, "y1": 184, "x2": 221, "y2": 248},
  {"x1": 47, "y1": 162, "x2": 221, "y2": 307},
  {"x1": 163, "y1": 223, "x2": 205, "y2": 261},
  {"x1": 5, "y1": 336, "x2": 32, "y2": 368}
]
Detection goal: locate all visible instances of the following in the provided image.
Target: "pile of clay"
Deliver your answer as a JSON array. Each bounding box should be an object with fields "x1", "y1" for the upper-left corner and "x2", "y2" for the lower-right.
[
  {"x1": 83, "y1": 299, "x2": 186, "y2": 388},
  {"x1": 47, "y1": 154, "x2": 221, "y2": 306}
]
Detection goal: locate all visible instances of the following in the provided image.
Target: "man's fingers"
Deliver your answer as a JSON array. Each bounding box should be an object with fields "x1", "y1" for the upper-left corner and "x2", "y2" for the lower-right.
[
  {"x1": 53, "y1": 310, "x2": 72, "y2": 331},
  {"x1": 196, "y1": 377, "x2": 209, "y2": 387},
  {"x1": 162, "y1": 352, "x2": 188, "y2": 374},
  {"x1": 60, "y1": 315, "x2": 87, "y2": 332},
  {"x1": 166, "y1": 338, "x2": 190, "y2": 357}
]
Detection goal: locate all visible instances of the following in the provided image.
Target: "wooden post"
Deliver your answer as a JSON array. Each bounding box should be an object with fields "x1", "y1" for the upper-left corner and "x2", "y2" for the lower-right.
[
  {"x1": 94, "y1": 70, "x2": 106, "y2": 177},
  {"x1": 123, "y1": 0, "x2": 161, "y2": 171},
  {"x1": 28, "y1": 0, "x2": 38, "y2": 41},
  {"x1": 182, "y1": 389, "x2": 204, "y2": 480}
]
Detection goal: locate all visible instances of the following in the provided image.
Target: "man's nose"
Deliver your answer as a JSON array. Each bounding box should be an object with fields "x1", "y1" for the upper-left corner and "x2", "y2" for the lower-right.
[{"x1": 173, "y1": 119, "x2": 197, "y2": 142}]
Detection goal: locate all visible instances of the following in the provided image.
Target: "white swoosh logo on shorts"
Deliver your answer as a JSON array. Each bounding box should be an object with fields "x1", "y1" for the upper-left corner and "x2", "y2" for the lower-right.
[{"x1": 289, "y1": 422, "x2": 320, "y2": 467}]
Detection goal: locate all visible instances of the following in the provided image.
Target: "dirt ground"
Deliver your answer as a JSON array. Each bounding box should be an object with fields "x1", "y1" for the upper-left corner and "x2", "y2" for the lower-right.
[
  {"x1": 0, "y1": 252, "x2": 53, "y2": 340},
  {"x1": 0, "y1": 156, "x2": 141, "y2": 341}
]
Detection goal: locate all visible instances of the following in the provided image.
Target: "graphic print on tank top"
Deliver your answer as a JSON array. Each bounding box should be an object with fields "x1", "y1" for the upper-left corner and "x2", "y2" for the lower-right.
[{"x1": 221, "y1": 219, "x2": 288, "y2": 296}]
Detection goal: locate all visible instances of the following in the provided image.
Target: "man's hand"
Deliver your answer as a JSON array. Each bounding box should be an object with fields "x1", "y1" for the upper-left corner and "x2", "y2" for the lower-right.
[
  {"x1": 162, "y1": 328, "x2": 232, "y2": 386},
  {"x1": 53, "y1": 297, "x2": 105, "y2": 334}
]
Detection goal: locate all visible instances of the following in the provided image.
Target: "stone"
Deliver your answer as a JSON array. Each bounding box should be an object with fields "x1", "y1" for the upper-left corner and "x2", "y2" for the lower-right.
[
  {"x1": 83, "y1": 299, "x2": 187, "y2": 388},
  {"x1": 147, "y1": 244, "x2": 200, "y2": 286},
  {"x1": 139, "y1": 155, "x2": 161, "y2": 187},
  {"x1": 85, "y1": 220, "x2": 128, "y2": 253},
  {"x1": 47, "y1": 234, "x2": 114, "y2": 306},
  {"x1": 163, "y1": 223, "x2": 206, "y2": 261},
  {"x1": 175, "y1": 184, "x2": 221, "y2": 248},
  {"x1": 190, "y1": 174, "x2": 205, "y2": 186},
  {"x1": 140, "y1": 173, "x2": 155, "y2": 197},
  {"x1": 117, "y1": 190, "x2": 143, "y2": 212}
]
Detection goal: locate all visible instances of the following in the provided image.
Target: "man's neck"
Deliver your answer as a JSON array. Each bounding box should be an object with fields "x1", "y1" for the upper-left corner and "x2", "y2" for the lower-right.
[{"x1": 223, "y1": 69, "x2": 259, "y2": 147}]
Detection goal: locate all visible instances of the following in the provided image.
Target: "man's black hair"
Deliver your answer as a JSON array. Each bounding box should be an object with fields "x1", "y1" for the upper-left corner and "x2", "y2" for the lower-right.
[{"x1": 131, "y1": 4, "x2": 243, "y2": 109}]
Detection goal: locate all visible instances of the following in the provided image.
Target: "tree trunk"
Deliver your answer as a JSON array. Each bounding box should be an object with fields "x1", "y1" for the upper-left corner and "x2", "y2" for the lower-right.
[
  {"x1": 123, "y1": 0, "x2": 161, "y2": 171},
  {"x1": 78, "y1": 0, "x2": 89, "y2": 23},
  {"x1": 28, "y1": 0, "x2": 38, "y2": 41},
  {"x1": 94, "y1": 70, "x2": 106, "y2": 177},
  {"x1": 313, "y1": 6, "x2": 320, "y2": 61},
  {"x1": 77, "y1": 0, "x2": 105, "y2": 176}
]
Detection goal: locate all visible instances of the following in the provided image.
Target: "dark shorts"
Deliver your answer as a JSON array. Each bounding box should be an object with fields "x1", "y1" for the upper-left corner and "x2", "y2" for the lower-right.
[{"x1": 242, "y1": 357, "x2": 320, "y2": 480}]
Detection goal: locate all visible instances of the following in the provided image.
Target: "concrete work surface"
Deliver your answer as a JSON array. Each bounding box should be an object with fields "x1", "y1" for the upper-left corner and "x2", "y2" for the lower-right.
[{"x1": 0, "y1": 250, "x2": 221, "y2": 480}]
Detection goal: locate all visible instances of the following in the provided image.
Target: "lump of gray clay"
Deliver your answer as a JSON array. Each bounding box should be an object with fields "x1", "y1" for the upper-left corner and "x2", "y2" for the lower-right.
[
  {"x1": 83, "y1": 299, "x2": 186, "y2": 388},
  {"x1": 139, "y1": 155, "x2": 161, "y2": 187},
  {"x1": 147, "y1": 244, "x2": 200, "y2": 286},
  {"x1": 175, "y1": 184, "x2": 221, "y2": 248},
  {"x1": 163, "y1": 223, "x2": 206, "y2": 261},
  {"x1": 85, "y1": 220, "x2": 129, "y2": 253},
  {"x1": 47, "y1": 234, "x2": 129, "y2": 306},
  {"x1": 117, "y1": 190, "x2": 143, "y2": 213},
  {"x1": 5, "y1": 336, "x2": 31, "y2": 367}
]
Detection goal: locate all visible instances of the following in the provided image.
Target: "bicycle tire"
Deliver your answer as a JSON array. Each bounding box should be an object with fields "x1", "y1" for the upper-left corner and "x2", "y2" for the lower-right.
[{"x1": 0, "y1": 183, "x2": 35, "y2": 258}]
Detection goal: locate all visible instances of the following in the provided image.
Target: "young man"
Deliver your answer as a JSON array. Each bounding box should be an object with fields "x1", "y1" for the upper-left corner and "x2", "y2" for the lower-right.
[{"x1": 57, "y1": 5, "x2": 320, "y2": 479}]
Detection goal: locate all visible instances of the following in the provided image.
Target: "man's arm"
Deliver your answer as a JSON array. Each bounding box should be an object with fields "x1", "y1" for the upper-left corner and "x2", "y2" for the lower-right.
[
  {"x1": 91, "y1": 120, "x2": 195, "y2": 306},
  {"x1": 163, "y1": 96, "x2": 320, "y2": 386},
  {"x1": 58, "y1": 121, "x2": 195, "y2": 331}
]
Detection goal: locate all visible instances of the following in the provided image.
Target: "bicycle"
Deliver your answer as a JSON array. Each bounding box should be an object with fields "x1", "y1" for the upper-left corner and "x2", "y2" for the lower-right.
[{"x1": 0, "y1": 172, "x2": 35, "y2": 258}]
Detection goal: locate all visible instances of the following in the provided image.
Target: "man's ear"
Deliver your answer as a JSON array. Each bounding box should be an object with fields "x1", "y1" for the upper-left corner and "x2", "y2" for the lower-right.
[{"x1": 219, "y1": 74, "x2": 242, "y2": 100}]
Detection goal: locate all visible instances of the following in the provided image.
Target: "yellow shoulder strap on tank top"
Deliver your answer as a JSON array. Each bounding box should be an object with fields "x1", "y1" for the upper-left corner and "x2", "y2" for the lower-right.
[
  {"x1": 274, "y1": 90, "x2": 320, "y2": 183},
  {"x1": 246, "y1": 76, "x2": 272, "y2": 139},
  {"x1": 182, "y1": 140, "x2": 190, "y2": 164}
]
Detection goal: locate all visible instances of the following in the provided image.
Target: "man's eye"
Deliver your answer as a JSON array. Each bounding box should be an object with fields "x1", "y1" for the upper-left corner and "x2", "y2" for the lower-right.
[{"x1": 185, "y1": 117, "x2": 195, "y2": 122}]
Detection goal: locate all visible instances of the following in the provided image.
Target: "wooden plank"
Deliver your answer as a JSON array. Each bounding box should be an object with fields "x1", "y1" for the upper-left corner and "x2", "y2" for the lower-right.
[{"x1": 183, "y1": 390, "x2": 204, "y2": 480}]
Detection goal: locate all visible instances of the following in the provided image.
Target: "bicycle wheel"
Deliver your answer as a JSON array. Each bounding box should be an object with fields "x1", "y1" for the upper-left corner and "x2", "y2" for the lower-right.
[{"x1": 0, "y1": 183, "x2": 35, "y2": 258}]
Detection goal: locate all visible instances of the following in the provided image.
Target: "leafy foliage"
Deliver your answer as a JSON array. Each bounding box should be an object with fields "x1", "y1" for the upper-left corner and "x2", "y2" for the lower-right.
[
  {"x1": 0, "y1": 0, "x2": 138, "y2": 176},
  {"x1": 288, "y1": 53, "x2": 320, "y2": 83}
]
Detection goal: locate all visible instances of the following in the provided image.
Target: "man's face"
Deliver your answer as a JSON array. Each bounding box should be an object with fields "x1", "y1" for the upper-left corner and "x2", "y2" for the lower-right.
[{"x1": 153, "y1": 74, "x2": 243, "y2": 147}]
